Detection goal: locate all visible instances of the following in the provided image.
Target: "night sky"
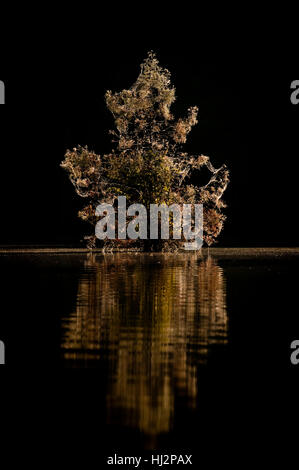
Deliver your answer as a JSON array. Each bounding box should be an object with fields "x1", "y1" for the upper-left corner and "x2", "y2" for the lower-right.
[{"x1": 1, "y1": 38, "x2": 298, "y2": 247}]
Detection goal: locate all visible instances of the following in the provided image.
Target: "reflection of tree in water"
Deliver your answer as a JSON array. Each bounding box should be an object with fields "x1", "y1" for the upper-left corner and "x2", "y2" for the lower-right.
[{"x1": 62, "y1": 254, "x2": 228, "y2": 437}]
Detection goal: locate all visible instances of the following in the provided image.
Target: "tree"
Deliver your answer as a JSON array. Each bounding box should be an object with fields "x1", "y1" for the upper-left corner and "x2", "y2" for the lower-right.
[{"x1": 61, "y1": 52, "x2": 229, "y2": 250}]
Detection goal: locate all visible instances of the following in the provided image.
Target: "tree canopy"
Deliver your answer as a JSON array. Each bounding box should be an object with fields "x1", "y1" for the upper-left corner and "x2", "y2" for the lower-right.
[{"x1": 61, "y1": 52, "x2": 229, "y2": 249}]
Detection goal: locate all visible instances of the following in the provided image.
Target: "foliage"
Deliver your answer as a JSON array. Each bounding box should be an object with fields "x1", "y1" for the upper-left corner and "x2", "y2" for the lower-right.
[{"x1": 61, "y1": 52, "x2": 229, "y2": 249}]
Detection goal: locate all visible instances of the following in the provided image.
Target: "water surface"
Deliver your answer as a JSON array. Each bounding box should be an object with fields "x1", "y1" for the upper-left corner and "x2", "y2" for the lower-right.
[
  {"x1": 1, "y1": 248, "x2": 298, "y2": 451},
  {"x1": 62, "y1": 254, "x2": 228, "y2": 439}
]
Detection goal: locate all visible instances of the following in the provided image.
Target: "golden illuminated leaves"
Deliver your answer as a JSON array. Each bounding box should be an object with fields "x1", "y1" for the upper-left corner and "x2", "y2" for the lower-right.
[{"x1": 60, "y1": 52, "x2": 229, "y2": 248}]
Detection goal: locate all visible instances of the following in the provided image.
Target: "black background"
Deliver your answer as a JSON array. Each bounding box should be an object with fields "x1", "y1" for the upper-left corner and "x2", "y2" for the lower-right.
[
  {"x1": 1, "y1": 20, "x2": 299, "y2": 468},
  {"x1": 1, "y1": 36, "x2": 299, "y2": 248}
]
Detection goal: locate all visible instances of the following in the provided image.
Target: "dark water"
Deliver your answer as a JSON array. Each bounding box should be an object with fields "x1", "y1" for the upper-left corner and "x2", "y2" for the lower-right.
[{"x1": 1, "y1": 248, "x2": 299, "y2": 459}]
